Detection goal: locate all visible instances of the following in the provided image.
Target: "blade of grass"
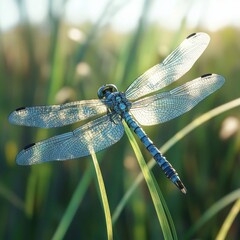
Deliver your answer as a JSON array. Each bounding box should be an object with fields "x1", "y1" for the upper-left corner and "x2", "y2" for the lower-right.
[
  {"x1": 25, "y1": 168, "x2": 38, "y2": 217},
  {"x1": 184, "y1": 189, "x2": 240, "y2": 239},
  {"x1": 160, "y1": 98, "x2": 240, "y2": 154},
  {"x1": 216, "y1": 198, "x2": 240, "y2": 240},
  {"x1": 124, "y1": 122, "x2": 176, "y2": 240},
  {"x1": 151, "y1": 176, "x2": 178, "y2": 239},
  {"x1": 51, "y1": 162, "x2": 95, "y2": 240},
  {"x1": 0, "y1": 182, "x2": 25, "y2": 212},
  {"x1": 91, "y1": 152, "x2": 113, "y2": 240},
  {"x1": 112, "y1": 98, "x2": 240, "y2": 223}
]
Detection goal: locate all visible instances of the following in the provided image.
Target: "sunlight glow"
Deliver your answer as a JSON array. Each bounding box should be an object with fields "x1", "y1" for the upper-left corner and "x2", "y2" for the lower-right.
[
  {"x1": 220, "y1": 116, "x2": 240, "y2": 140},
  {"x1": 0, "y1": 0, "x2": 19, "y2": 30},
  {"x1": 1, "y1": 0, "x2": 240, "y2": 32}
]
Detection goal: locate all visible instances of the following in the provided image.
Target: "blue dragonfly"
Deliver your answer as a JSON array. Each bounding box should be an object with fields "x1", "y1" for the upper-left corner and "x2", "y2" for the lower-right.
[{"x1": 9, "y1": 32, "x2": 225, "y2": 193}]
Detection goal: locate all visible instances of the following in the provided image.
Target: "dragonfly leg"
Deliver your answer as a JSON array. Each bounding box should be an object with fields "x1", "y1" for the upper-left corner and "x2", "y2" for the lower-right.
[{"x1": 107, "y1": 111, "x2": 119, "y2": 125}]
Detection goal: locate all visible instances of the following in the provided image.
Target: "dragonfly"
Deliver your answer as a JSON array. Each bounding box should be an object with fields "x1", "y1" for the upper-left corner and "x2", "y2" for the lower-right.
[{"x1": 9, "y1": 32, "x2": 225, "y2": 194}]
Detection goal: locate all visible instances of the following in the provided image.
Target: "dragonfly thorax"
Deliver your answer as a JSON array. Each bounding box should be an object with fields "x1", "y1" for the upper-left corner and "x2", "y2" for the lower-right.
[{"x1": 98, "y1": 84, "x2": 132, "y2": 116}]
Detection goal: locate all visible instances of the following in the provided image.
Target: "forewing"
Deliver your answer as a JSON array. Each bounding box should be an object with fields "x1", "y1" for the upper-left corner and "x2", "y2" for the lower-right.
[
  {"x1": 130, "y1": 74, "x2": 225, "y2": 126},
  {"x1": 9, "y1": 99, "x2": 107, "y2": 128},
  {"x1": 125, "y1": 32, "x2": 210, "y2": 100},
  {"x1": 16, "y1": 114, "x2": 124, "y2": 165}
]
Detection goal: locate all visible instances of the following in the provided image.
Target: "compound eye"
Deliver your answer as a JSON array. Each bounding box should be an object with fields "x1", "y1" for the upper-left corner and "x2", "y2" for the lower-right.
[
  {"x1": 97, "y1": 86, "x2": 106, "y2": 99},
  {"x1": 108, "y1": 84, "x2": 118, "y2": 92},
  {"x1": 97, "y1": 84, "x2": 118, "y2": 99}
]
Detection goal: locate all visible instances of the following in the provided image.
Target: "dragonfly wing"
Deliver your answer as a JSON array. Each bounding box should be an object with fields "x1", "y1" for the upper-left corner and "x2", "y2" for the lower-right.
[
  {"x1": 125, "y1": 32, "x2": 210, "y2": 100},
  {"x1": 130, "y1": 74, "x2": 225, "y2": 126},
  {"x1": 16, "y1": 114, "x2": 124, "y2": 165},
  {"x1": 9, "y1": 99, "x2": 107, "y2": 128}
]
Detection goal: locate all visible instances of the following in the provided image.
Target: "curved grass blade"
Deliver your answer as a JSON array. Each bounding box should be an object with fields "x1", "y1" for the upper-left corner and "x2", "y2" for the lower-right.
[
  {"x1": 216, "y1": 198, "x2": 240, "y2": 240},
  {"x1": 185, "y1": 189, "x2": 240, "y2": 239},
  {"x1": 151, "y1": 176, "x2": 178, "y2": 239},
  {"x1": 51, "y1": 162, "x2": 94, "y2": 240},
  {"x1": 52, "y1": 153, "x2": 113, "y2": 240},
  {"x1": 112, "y1": 98, "x2": 240, "y2": 223},
  {"x1": 124, "y1": 122, "x2": 176, "y2": 240},
  {"x1": 91, "y1": 152, "x2": 113, "y2": 240},
  {"x1": 0, "y1": 182, "x2": 25, "y2": 212}
]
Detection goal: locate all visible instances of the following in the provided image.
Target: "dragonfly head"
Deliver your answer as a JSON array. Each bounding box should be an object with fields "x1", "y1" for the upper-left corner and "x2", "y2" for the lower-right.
[{"x1": 97, "y1": 84, "x2": 118, "y2": 99}]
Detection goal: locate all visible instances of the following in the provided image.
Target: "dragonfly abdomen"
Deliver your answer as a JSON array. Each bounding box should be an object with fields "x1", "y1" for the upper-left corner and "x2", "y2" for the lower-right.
[{"x1": 124, "y1": 112, "x2": 187, "y2": 193}]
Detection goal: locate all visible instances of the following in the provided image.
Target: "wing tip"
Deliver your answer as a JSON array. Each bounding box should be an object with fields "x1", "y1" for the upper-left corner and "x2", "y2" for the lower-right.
[
  {"x1": 186, "y1": 32, "x2": 209, "y2": 38},
  {"x1": 16, "y1": 154, "x2": 26, "y2": 166},
  {"x1": 8, "y1": 107, "x2": 26, "y2": 124},
  {"x1": 201, "y1": 73, "x2": 213, "y2": 78},
  {"x1": 15, "y1": 107, "x2": 26, "y2": 111},
  {"x1": 23, "y1": 143, "x2": 36, "y2": 150},
  {"x1": 201, "y1": 73, "x2": 225, "y2": 90},
  {"x1": 186, "y1": 32, "x2": 210, "y2": 43},
  {"x1": 201, "y1": 73, "x2": 225, "y2": 82},
  {"x1": 14, "y1": 142, "x2": 37, "y2": 166},
  {"x1": 16, "y1": 158, "x2": 25, "y2": 165},
  {"x1": 186, "y1": 32, "x2": 197, "y2": 39},
  {"x1": 16, "y1": 159, "x2": 30, "y2": 166},
  {"x1": 8, "y1": 111, "x2": 17, "y2": 124}
]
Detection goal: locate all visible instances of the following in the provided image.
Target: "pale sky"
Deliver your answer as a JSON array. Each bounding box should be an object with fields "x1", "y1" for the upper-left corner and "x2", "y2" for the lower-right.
[{"x1": 0, "y1": 0, "x2": 240, "y2": 32}]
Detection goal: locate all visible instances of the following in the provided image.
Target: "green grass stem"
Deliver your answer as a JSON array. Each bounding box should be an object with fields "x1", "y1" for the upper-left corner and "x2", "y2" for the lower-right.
[
  {"x1": 0, "y1": 182, "x2": 25, "y2": 212},
  {"x1": 51, "y1": 162, "x2": 94, "y2": 240},
  {"x1": 91, "y1": 152, "x2": 113, "y2": 240},
  {"x1": 216, "y1": 198, "x2": 240, "y2": 240},
  {"x1": 124, "y1": 122, "x2": 176, "y2": 240},
  {"x1": 185, "y1": 189, "x2": 240, "y2": 239}
]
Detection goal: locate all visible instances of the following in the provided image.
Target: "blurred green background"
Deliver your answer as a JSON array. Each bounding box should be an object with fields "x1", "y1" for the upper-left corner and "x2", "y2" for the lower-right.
[{"x1": 1, "y1": 0, "x2": 240, "y2": 239}]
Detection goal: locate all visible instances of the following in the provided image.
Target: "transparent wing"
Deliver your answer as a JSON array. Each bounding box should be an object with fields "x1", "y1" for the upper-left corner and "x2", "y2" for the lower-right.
[
  {"x1": 125, "y1": 32, "x2": 210, "y2": 100},
  {"x1": 130, "y1": 74, "x2": 225, "y2": 126},
  {"x1": 9, "y1": 99, "x2": 107, "y2": 128},
  {"x1": 16, "y1": 114, "x2": 124, "y2": 165}
]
